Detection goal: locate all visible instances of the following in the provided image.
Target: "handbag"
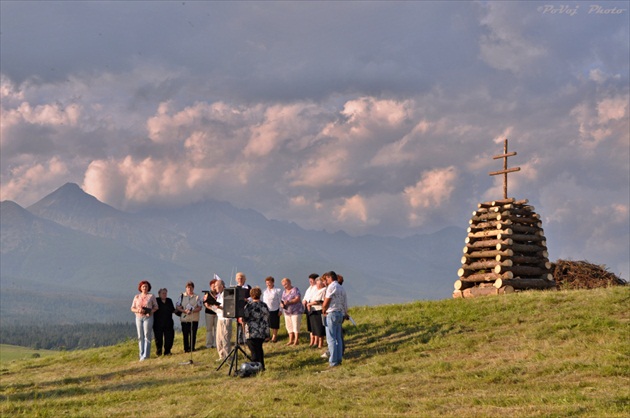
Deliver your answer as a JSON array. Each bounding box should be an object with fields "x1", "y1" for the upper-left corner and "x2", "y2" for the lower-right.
[{"x1": 175, "y1": 293, "x2": 183, "y2": 317}]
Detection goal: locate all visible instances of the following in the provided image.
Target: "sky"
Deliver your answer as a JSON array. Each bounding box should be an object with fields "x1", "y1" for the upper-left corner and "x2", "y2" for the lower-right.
[{"x1": 1, "y1": 1, "x2": 629, "y2": 279}]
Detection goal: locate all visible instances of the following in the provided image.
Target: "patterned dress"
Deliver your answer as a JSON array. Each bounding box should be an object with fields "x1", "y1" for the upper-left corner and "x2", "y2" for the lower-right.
[{"x1": 243, "y1": 300, "x2": 270, "y2": 340}]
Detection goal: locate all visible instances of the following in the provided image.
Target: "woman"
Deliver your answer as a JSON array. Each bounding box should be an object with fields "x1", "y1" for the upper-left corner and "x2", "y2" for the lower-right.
[
  {"x1": 307, "y1": 277, "x2": 327, "y2": 349},
  {"x1": 176, "y1": 281, "x2": 203, "y2": 353},
  {"x1": 262, "y1": 276, "x2": 282, "y2": 343},
  {"x1": 131, "y1": 280, "x2": 158, "y2": 361},
  {"x1": 280, "y1": 277, "x2": 303, "y2": 346},
  {"x1": 153, "y1": 288, "x2": 175, "y2": 356},
  {"x1": 239, "y1": 286, "x2": 270, "y2": 370},
  {"x1": 204, "y1": 279, "x2": 219, "y2": 349},
  {"x1": 302, "y1": 274, "x2": 319, "y2": 346}
]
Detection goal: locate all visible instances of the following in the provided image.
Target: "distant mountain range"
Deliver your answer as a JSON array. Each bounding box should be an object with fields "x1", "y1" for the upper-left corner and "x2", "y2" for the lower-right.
[{"x1": 0, "y1": 183, "x2": 465, "y2": 324}]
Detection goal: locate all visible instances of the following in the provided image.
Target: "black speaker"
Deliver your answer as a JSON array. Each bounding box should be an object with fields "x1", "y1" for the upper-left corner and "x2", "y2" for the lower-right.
[{"x1": 223, "y1": 286, "x2": 250, "y2": 318}]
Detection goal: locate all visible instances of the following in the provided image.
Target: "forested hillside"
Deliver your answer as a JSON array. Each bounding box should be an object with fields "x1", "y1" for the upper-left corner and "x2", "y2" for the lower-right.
[{"x1": 0, "y1": 323, "x2": 135, "y2": 350}]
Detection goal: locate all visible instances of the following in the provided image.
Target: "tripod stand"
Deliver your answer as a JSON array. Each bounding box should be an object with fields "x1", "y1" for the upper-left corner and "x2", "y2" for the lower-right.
[{"x1": 216, "y1": 321, "x2": 251, "y2": 376}]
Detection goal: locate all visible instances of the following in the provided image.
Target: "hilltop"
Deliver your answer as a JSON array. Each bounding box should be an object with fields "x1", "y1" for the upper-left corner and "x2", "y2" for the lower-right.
[{"x1": 1, "y1": 287, "x2": 628, "y2": 417}]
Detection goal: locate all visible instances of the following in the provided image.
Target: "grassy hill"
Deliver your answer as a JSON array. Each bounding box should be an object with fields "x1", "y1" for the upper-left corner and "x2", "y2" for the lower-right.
[
  {"x1": 1, "y1": 287, "x2": 628, "y2": 417},
  {"x1": 0, "y1": 345, "x2": 57, "y2": 363}
]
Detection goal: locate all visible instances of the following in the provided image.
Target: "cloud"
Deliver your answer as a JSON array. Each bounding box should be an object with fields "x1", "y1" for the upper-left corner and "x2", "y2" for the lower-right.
[
  {"x1": 2, "y1": 157, "x2": 69, "y2": 205},
  {"x1": 479, "y1": 3, "x2": 547, "y2": 74},
  {"x1": 405, "y1": 167, "x2": 458, "y2": 226},
  {"x1": 0, "y1": 1, "x2": 628, "y2": 279}
]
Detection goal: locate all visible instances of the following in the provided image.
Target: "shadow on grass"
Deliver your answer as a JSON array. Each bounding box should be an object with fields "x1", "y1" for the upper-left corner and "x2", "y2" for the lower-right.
[
  {"x1": 284, "y1": 319, "x2": 457, "y2": 369},
  {"x1": 350, "y1": 317, "x2": 451, "y2": 350},
  {"x1": 1, "y1": 359, "x2": 232, "y2": 403},
  {"x1": 0, "y1": 366, "x2": 145, "y2": 402}
]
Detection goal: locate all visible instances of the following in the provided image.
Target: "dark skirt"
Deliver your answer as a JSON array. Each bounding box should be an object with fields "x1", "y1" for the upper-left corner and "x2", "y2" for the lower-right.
[
  {"x1": 268, "y1": 309, "x2": 280, "y2": 329},
  {"x1": 309, "y1": 310, "x2": 325, "y2": 337}
]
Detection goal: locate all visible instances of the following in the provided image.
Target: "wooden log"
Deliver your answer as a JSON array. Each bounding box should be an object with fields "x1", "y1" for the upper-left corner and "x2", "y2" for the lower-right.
[
  {"x1": 462, "y1": 285, "x2": 514, "y2": 298},
  {"x1": 504, "y1": 219, "x2": 543, "y2": 230},
  {"x1": 503, "y1": 204, "x2": 535, "y2": 212},
  {"x1": 462, "y1": 248, "x2": 514, "y2": 258},
  {"x1": 465, "y1": 238, "x2": 513, "y2": 248},
  {"x1": 460, "y1": 259, "x2": 513, "y2": 272},
  {"x1": 499, "y1": 223, "x2": 542, "y2": 234},
  {"x1": 468, "y1": 220, "x2": 510, "y2": 231},
  {"x1": 494, "y1": 265, "x2": 550, "y2": 276},
  {"x1": 454, "y1": 280, "x2": 475, "y2": 291},
  {"x1": 492, "y1": 198, "x2": 515, "y2": 206},
  {"x1": 494, "y1": 278, "x2": 556, "y2": 290},
  {"x1": 463, "y1": 287, "x2": 499, "y2": 298},
  {"x1": 495, "y1": 254, "x2": 551, "y2": 266},
  {"x1": 473, "y1": 207, "x2": 500, "y2": 216},
  {"x1": 496, "y1": 207, "x2": 538, "y2": 217},
  {"x1": 459, "y1": 271, "x2": 514, "y2": 283},
  {"x1": 477, "y1": 198, "x2": 526, "y2": 209},
  {"x1": 462, "y1": 254, "x2": 516, "y2": 264},
  {"x1": 498, "y1": 285, "x2": 515, "y2": 294},
  {"x1": 478, "y1": 282, "x2": 496, "y2": 288},
  {"x1": 496, "y1": 243, "x2": 547, "y2": 253},
  {"x1": 496, "y1": 213, "x2": 540, "y2": 223},
  {"x1": 452, "y1": 290, "x2": 463, "y2": 299},
  {"x1": 470, "y1": 211, "x2": 510, "y2": 223},
  {"x1": 496, "y1": 232, "x2": 516, "y2": 241},
  {"x1": 468, "y1": 228, "x2": 512, "y2": 239},
  {"x1": 508, "y1": 233, "x2": 546, "y2": 243}
]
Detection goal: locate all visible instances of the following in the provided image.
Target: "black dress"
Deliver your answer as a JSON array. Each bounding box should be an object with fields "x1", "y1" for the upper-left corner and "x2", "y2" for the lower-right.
[{"x1": 153, "y1": 297, "x2": 175, "y2": 355}]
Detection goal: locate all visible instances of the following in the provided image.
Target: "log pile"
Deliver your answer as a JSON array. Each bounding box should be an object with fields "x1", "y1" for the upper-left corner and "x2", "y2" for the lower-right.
[
  {"x1": 551, "y1": 259, "x2": 627, "y2": 289},
  {"x1": 453, "y1": 197, "x2": 556, "y2": 298}
]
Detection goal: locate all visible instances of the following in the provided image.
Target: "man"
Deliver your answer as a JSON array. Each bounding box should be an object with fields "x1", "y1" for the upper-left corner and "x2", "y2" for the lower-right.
[
  {"x1": 235, "y1": 272, "x2": 250, "y2": 344},
  {"x1": 235, "y1": 272, "x2": 251, "y2": 291},
  {"x1": 213, "y1": 280, "x2": 234, "y2": 360},
  {"x1": 321, "y1": 271, "x2": 348, "y2": 368}
]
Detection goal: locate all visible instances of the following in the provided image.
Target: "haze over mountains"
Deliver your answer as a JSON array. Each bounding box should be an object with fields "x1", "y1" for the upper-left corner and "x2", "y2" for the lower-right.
[{"x1": 1, "y1": 183, "x2": 463, "y2": 324}]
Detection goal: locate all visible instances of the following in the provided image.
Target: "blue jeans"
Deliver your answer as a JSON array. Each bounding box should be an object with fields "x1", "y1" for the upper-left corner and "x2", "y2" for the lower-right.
[
  {"x1": 136, "y1": 315, "x2": 154, "y2": 360},
  {"x1": 325, "y1": 311, "x2": 344, "y2": 366}
]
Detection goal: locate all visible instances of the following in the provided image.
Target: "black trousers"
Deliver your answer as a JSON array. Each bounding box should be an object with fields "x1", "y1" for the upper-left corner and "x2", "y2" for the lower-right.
[
  {"x1": 246, "y1": 338, "x2": 265, "y2": 370},
  {"x1": 181, "y1": 321, "x2": 199, "y2": 352},
  {"x1": 153, "y1": 324, "x2": 174, "y2": 355}
]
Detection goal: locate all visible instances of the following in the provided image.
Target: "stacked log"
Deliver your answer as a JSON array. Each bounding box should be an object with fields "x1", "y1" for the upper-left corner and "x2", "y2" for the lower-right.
[{"x1": 454, "y1": 198, "x2": 556, "y2": 298}]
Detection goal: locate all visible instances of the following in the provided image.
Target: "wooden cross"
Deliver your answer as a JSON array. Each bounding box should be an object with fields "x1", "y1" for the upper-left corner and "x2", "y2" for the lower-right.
[{"x1": 489, "y1": 138, "x2": 521, "y2": 199}]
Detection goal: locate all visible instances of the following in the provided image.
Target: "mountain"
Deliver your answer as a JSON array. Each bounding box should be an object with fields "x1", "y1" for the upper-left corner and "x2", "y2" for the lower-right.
[{"x1": 1, "y1": 184, "x2": 465, "y2": 324}]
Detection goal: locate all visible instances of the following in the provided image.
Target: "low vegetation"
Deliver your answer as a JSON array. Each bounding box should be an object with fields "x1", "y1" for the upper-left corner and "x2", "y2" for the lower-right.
[{"x1": 1, "y1": 287, "x2": 628, "y2": 417}]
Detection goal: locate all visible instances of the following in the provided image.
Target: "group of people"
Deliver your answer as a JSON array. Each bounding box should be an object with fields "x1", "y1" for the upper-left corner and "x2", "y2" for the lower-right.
[{"x1": 130, "y1": 270, "x2": 349, "y2": 369}]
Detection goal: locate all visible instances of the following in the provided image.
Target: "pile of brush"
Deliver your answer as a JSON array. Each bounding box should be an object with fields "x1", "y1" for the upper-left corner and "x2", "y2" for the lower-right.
[{"x1": 551, "y1": 259, "x2": 627, "y2": 289}]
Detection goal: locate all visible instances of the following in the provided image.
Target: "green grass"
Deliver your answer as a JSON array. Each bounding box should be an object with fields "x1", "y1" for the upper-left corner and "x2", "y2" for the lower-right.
[
  {"x1": 1, "y1": 287, "x2": 628, "y2": 417},
  {"x1": 0, "y1": 345, "x2": 57, "y2": 363}
]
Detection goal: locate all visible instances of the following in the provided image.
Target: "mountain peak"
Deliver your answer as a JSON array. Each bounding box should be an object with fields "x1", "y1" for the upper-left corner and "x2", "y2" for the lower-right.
[
  {"x1": 0, "y1": 200, "x2": 35, "y2": 227},
  {"x1": 27, "y1": 183, "x2": 122, "y2": 221}
]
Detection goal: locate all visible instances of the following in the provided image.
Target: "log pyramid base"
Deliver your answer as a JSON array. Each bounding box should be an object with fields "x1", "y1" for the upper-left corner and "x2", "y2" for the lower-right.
[{"x1": 454, "y1": 197, "x2": 556, "y2": 298}]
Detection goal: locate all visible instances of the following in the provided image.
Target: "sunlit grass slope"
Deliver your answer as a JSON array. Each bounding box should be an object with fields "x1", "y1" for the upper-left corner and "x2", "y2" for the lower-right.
[{"x1": 1, "y1": 287, "x2": 628, "y2": 417}]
